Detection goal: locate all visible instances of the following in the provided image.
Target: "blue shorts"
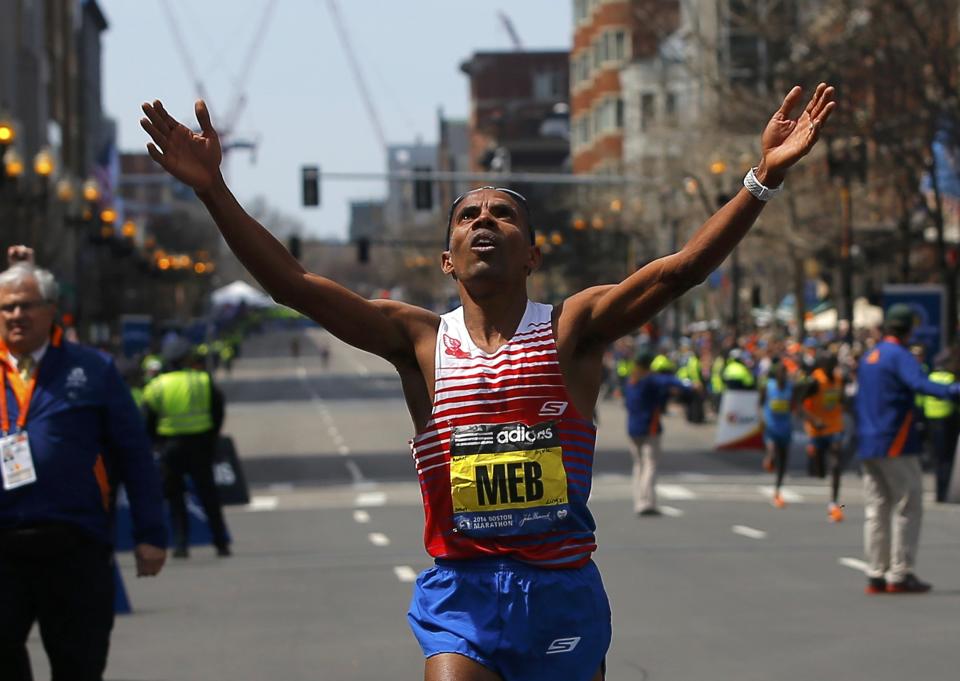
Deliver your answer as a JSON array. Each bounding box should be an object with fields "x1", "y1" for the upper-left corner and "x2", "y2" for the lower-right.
[
  {"x1": 407, "y1": 557, "x2": 611, "y2": 681},
  {"x1": 764, "y1": 431, "x2": 792, "y2": 449}
]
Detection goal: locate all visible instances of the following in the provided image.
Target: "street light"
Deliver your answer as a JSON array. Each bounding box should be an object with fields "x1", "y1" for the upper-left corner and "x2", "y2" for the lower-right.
[
  {"x1": 55, "y1": 178, "x2": 76, "y2": 203},
  {"x1": 33, "y1": 148, "x2": 54, "y2": 178},
  {"x1": 4, "y1": 148, "x2": 24, "y2": 178},
  {"x1": 82, "y1": 178, "x2": 101, "y2": 203},
  {"x1": 0, "y1": 120, "x2": 14, "y2": 144}
]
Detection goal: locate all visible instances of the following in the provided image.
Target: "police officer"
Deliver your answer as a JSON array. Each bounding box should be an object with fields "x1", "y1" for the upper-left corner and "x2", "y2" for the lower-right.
[
  {"x1": 143, "y1": 337, "x2": 231, "y2": 558},
  {"x1": 722, "y1": 348, "x2": 755, "y2": 390},
  {"x1": 676, "y1": 341, "x2": 705, "y2": 423},
  {"x1": 920, "y1": 349, "x2": 959, "y2": 502}
]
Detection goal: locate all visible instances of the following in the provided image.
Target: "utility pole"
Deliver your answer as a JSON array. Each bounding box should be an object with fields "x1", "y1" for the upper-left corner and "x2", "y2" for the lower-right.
[{"x1": 827, "y1": 136, "x2": 867, "y2": 343}]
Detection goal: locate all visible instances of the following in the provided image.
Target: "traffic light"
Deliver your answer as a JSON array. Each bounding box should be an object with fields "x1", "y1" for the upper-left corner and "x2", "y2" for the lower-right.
[
  {"x1": 288, "y1": 235, "x2": 302, "y2": 260},
  {"x1": 356, "y1": 237, "x2": 370, "y2": 264},
  {"x1": 413, "y1": 167, "x2": 433, "y2": 211},
  {"x1": 302, "y1": 166, "x2": 320, "y2": 207}
]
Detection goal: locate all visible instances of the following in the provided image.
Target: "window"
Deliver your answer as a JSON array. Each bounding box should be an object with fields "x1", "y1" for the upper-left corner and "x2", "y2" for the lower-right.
[
  {"x1": 616, "y1": 97, "x2": 625, "y2": 129},
  {"x1": 640, "y1": 93, "x2": 656, "y2": 132},
  {"x1": 574, "y1": 0, "x2": 588, "y2": 22},
  {"x1": 613, "y1": 30, "x2": 627, "y2": 61}
]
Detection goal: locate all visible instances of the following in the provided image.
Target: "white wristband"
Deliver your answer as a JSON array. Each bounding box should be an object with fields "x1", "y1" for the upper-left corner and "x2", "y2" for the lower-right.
[{"x1": 743, "y1": 167, "x2": 783, "y2": 201}]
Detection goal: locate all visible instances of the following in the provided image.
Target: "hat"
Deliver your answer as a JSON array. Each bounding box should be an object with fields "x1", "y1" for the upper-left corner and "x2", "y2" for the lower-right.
[
  {"x1": 884, "y1": 304, "x2": 915, "y2": 330},
  {"x1": 161, "y1": 336, "x2": 194, "y2": 364}
]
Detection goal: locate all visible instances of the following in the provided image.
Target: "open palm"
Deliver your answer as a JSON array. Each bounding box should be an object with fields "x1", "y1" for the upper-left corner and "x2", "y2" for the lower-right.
[
  {"x1": 761, "y1": 83, "x2": 836, "y2": 174},
  {"x1": 140, "y1": 100, "x2": 222, "y2": 193}
]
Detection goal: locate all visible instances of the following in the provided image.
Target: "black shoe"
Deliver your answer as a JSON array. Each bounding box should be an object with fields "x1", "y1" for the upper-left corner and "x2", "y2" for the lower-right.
[
  {"x1": 865, "y1": 577, "x2": 886, "y2": 595},
  {"x1": 637, "y1": 508, "x2": 662, "y2": 517},
  {"x1": 215, "y1": 544, "x2": 232, "y2": 557},
  {"x1": 172, "y1": 547, "x2": 189, "y2": 559},
  {"x1": 886, "y1": 574, "x2": 932, "y2": 593}
]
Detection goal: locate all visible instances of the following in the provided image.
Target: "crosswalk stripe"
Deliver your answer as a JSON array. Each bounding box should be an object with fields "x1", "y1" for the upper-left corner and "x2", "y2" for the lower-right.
[
  {"x1": 246, "y1": 496, "x2": 279, "y2": 511},
  {"x1": 353, "y1": 510, "x2": 370, "y2": 523},
  {"x1": 732, "y1": 525, "x2": 767, "y2": 539},
  {"x1": 393, "y1": 566, "x2": 417, "y2": 582},
  {"x1": 657, "y1": 484, "x2": 697, "y2": 500},
  {"x1": 368, "y1": 532, "x2": 391, "y2": 547},
  {"x1": 660, "y1": 505, "x2": 685, "y2": 517},
  {"x1": 355, "y1": 491, "x2": 386, "y2": 507},
  {"x1": 838, "y1": 557, "x2": 868, "y2": 573}
]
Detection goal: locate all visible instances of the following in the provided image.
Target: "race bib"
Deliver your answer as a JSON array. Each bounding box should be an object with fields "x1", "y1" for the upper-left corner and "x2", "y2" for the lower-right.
[
  {"x1": 769, "y1": 398, "x2": 790, "y2": 414},
  {"x1": 449, "y1": 422, "x2": 569, "y2": 537},
  {"x1": 1, "y1": 432, "x2": 37, "y2": 491}
]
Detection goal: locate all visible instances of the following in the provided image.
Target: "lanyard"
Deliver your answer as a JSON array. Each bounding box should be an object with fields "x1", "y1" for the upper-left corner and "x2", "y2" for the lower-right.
[{"x1": 0, "y1": 365, "x2": 39, "y2": 436}]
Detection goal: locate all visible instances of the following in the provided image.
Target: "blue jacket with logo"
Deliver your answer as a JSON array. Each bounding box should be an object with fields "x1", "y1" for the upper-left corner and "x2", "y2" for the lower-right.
[
  {"x1": 625, "y1": 373, "x2": 688, "y2": 437},
  {"x1": 0, "y1": 335, "x2": 167, "y2": 547},
  {"x1": 855, "y1": 338, "x2": 955, "y2": 460}
]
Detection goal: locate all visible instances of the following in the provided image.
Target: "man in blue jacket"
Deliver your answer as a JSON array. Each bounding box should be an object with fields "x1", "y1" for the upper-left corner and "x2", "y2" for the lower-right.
[
  {"x1": 0, "y1": 251, "x2": 167, "y2": 680},
  {"x1": 856, "y1": 304, "x2": 960, "y2": 594},
  {"x1": 624, "y1": 352, "x2": 693, "y2": 516}
]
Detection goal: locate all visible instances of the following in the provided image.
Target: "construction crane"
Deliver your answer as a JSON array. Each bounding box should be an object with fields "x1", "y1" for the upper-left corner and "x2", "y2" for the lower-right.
[
  {"x1": 158, "y1": 0, "x2": 279, "y2": 163},
  {"x1": 498, "y1": 11, "x2": 524, "y2": 51},
  {"x1": 322, "y1": 0, "x2": 388, "y2": 153}
]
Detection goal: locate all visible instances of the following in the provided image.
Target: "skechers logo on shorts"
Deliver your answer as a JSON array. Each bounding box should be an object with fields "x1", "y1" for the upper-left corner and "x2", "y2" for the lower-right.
[
  {"x1": 496, "y1": 424, "x2": 554, "y2": 445},
  {"x1": 546, "y1": 637, "x2": 581, "y2": 654}
]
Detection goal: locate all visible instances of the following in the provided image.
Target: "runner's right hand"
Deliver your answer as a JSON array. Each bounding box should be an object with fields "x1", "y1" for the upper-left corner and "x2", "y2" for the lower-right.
[{"x1": 140, "y1": 99, "x2": 222, "y2": 193}]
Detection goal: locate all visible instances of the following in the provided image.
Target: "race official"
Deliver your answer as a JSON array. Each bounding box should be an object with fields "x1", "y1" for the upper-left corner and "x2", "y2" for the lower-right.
[
  {"x1": 143, "y1": 338, "x2": 230, "y2": 558},
  {"x1": 0, "y1": 257, "x2": 166, "y2": 681},
  {"x1": 856, "y1": 304, "x2": 960, "y2": 594}
]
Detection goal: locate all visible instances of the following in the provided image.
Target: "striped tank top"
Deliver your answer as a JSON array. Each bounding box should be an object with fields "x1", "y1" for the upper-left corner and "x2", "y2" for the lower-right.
[{"x1": 410, "y1": 301, "x2": 598, "y2": 569}]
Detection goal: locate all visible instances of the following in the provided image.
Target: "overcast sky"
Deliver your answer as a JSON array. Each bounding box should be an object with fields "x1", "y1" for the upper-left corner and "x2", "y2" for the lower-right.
[{"x1": 100, "y1": 0, "x2": 572, "y2": 240}]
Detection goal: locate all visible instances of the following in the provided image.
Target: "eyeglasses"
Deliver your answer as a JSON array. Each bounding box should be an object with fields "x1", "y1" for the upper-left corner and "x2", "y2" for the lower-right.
[
  {"x1": 0, "y1": 300, "x2": 49, "y2": 314},
  {"x1": 446, "y1": 186, "x2": 534, "y2": 246}
]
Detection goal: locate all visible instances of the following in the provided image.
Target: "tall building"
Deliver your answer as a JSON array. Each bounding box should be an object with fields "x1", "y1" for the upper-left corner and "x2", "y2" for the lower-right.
[{"x1": 570, "y1": 0, "x2": 680, "y2": 174}]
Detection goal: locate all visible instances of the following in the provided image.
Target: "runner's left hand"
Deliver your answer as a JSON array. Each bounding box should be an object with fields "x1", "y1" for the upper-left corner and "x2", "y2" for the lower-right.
[{"x1": 758, "y1": 83, "x2": 836, "y2": 186}]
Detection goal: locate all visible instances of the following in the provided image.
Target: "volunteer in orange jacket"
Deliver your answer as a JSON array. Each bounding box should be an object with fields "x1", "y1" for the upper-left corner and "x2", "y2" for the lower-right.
[{"x1": 856, "y1": 304, "x2": 960, "y2": 595}]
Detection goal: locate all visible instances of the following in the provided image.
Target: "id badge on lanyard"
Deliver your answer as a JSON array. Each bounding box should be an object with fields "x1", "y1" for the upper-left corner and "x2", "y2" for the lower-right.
[{"x1": 0, "y1": 367, "x2": 38, "y2": 491}]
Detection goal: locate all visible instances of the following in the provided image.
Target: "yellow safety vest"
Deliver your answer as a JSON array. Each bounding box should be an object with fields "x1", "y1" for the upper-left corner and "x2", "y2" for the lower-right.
[
  {"x1": 711, "y1": 357, "x2": 725, "y2": 393},
  {"x1": 723, "y1": 360, "x2": 755, "y2": 388},
  {"x1": 924, "y1": 371, "x2": 955, "y2": 419},
  {"x1": 143, "y1": 369, "x2": 214, "y2": 436}
]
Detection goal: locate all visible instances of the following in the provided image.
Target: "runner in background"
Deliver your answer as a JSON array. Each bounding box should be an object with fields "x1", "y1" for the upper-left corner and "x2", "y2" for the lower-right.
[
  {"x1": 760, "y1": 358, "x2": 796, "y2": 509},
  {"x1": 799, "y1": 351, "x2": 847, "y2": 522}
]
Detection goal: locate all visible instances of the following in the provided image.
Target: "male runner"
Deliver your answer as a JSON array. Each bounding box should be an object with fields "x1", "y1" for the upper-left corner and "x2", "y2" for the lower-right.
[
  {"x1": 140, "y1": 82, "x2": 834, "y2": 681},
  {"x1": 799, "y1": 351, "x2": 847, "y2": 521}
]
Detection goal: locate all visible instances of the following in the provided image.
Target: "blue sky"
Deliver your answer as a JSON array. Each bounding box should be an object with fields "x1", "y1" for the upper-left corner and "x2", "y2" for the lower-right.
[{"x1": 100, "y1": 0, "x2": 572, "y2": 239}]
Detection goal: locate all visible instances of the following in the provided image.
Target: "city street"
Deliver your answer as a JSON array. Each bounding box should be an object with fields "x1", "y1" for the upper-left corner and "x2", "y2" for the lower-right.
[{"x1": 29, "y1": 328, "x2": 960, "y2": 681}]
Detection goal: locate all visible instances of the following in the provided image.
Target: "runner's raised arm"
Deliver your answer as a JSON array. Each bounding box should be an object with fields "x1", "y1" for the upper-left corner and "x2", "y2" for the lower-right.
[
  {"x1": 140, "y1": 99, "x2": 435, "y2": 364},
  {"x1": 561, "y1": 83, "x2": 836, "y2": 350}
]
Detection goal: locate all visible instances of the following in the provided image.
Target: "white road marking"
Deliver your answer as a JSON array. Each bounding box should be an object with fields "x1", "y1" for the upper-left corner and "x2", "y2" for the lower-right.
[
  {"x1": 266, "y1": 482, "x2": 294, "y2": 492},
  {"x1": 759, "y1": 486, "x2": 804, "y2": 503},
  {"x1": 296, "y1": 366, "x2": 307, "y2": 379},
  {"x1": 660, "y1": 505, "x2": 685, "y2": 518},
  {"x1": 368, "y1": 532, "x2": 391, "y2": 547},
  {"x1": 332, "y1": 434, "x2": 345, "y2": 446},
  {"x1": 393, "y1": 565, "x2": 417, "y2": 582},
  {"x1": 345, "y1": 460, "x2": 365, "y2": 484},
  {"x1": 353, "y1": 510, "x2": 370, "y2": 523},
  {"x1": 327, "y1": 426, "x2": 339, "y2": 437},
  {"x1": 246, "y1": 496, "x2": 279, "y2": 512},
  {"x1": 338, "y1": 444, "x2": 351, "y2": 456},
  {"x1": 355, "y1": 491, "x2": 387, "y2": 507},
  {"x1": 838, "y1": 557, "x2": 869, "y2": 573},
  {"x1": 657, "y1": 484, "x2": 697, "y2": 500},
  {"x1": 732, "y1": 525, "x2": 768, "y2": 540},
  {"x1": 677, "y1": 472, "x2": 711, "y2": 482}
]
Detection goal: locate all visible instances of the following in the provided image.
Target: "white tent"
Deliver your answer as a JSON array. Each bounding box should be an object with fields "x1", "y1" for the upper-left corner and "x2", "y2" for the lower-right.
[
  {"x1": 210, "y1": 280, "x2": 275, "y2": 308},
  {"x1": 806, "y1": 297, "x2": 883, "y2": 332}
]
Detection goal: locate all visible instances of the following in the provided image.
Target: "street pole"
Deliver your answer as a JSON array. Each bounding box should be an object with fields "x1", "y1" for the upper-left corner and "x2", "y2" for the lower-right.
[
  {"x1": 839, "y1": 180, "x2": 853, "y2": 342},
  {"x1": 731, "y1": 245, "x2": 741, "y2": 337}
]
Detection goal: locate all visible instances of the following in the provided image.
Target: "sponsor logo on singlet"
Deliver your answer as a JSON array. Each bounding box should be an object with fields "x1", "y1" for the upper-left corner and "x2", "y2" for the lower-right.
[{"x1": 449, "y1": 421, "x2": 569, "y2": 537}]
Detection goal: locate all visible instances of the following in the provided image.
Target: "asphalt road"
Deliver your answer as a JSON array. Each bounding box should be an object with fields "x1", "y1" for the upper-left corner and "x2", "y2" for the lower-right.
[{"x1": 27, "y1": 327, "x2": 960, "y2": 680}]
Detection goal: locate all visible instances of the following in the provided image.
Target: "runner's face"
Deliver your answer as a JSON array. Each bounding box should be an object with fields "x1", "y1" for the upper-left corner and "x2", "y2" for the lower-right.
[
  {"x1": 0, "y1": 279, "x2": 55, "y2": 355},
  {"x1": 442, "y1": 189, "x2": 537, "y2": 282}
]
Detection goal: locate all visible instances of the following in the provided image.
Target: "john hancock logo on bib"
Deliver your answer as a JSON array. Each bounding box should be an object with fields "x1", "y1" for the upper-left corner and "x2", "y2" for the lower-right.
[{"x1": 449, "y1": 422, "x2": 569, "y2": 537}]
